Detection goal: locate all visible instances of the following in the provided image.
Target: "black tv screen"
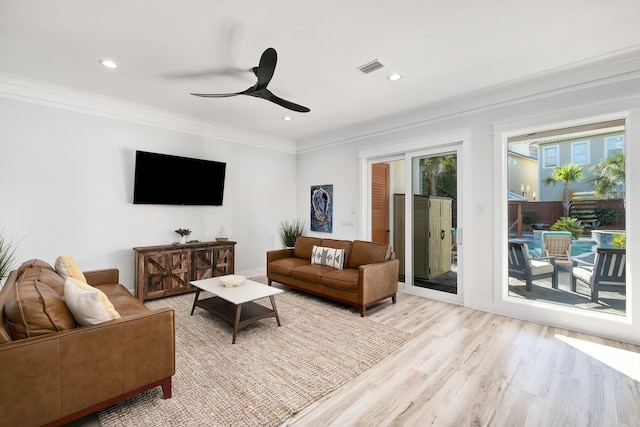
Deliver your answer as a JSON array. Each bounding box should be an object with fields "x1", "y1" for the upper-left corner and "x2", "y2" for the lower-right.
[{"x1": 133, "y1": 150, "x2": 226, "y2": 205}]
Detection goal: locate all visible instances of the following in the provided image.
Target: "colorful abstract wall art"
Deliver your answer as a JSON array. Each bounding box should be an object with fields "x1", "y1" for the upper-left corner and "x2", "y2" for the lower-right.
[{"x1": 310, "y1": 184, "x2": 333, "y2": 233}]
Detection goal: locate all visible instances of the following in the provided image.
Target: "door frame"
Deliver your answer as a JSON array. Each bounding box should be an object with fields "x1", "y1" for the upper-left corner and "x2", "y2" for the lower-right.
[{"x1": 359, "y1": 129, "x2": 470, "y2": 305}]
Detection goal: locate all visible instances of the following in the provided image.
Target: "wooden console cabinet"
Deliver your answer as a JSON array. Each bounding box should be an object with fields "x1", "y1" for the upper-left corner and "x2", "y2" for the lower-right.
[{"x1": 133, "y1": 241, "x2": 236, "y2": 301}]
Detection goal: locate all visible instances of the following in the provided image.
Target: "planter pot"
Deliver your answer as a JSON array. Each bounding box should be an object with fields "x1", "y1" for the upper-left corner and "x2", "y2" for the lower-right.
[{"x1": 179, "y1": 235, "x2": 187, "y2": 244}]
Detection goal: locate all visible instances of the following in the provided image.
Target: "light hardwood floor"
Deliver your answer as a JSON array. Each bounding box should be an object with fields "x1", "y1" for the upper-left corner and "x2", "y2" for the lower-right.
[{"x1": 280, "y1": 290, "x2": 640, "y2": 427}]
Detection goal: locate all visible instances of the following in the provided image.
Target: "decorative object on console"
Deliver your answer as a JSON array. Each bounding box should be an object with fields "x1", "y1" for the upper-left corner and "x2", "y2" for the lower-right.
[
  {"x1": 216, "y1": 226, "x2": 228, "y2": 241},
  {"x1": 279, "y1": 218, "x2": 305, "y2": 248},
  {"x1": 310, "y1": 185, "x2": 333, "y2": 233},
  {"x1": 175, "y1": 228, "x2": 191, "y2": 244}
]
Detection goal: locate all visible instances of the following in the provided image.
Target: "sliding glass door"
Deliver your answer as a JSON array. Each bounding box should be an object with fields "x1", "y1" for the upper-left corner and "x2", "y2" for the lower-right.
[
  {"x1": 369, "y1": 143, "x2": 462, "y2": 303},
  {"x1": 408, "y1": 150, "x2": 458, "y2": 297}
]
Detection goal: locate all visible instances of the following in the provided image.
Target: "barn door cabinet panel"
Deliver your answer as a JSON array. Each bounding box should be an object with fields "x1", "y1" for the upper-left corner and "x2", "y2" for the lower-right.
[{"x1": 134, "y1": 241, "x2": 236, "y2": 301}]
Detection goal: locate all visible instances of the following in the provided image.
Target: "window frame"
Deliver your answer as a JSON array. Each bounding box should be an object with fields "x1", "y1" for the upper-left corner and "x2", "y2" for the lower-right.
[
  {"x1": 570, "y1": 140, "x2": 590, "y2": 165},
  {"x1": 542, "y1": 145, "x2": 559, "y2": 169},
  {"x1": 604, "y1": 135, "x2": 625, "y2": 158}
]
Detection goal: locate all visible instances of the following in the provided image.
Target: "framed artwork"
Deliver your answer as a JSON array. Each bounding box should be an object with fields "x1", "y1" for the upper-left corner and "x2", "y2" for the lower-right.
[{"x1": 310, "y1": 184, "x2": 333, "y2": 233}]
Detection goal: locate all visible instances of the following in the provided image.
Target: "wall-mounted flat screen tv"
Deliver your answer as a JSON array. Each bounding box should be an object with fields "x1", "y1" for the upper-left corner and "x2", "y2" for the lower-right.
[{"x1": 133, "y1": 150, "x2": 226, "y2": 205}]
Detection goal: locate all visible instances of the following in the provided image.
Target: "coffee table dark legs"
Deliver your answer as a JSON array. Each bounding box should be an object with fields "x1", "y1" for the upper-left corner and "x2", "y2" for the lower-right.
[
  {"x1": 232, "y1": 304, "x2": 242, "y2": 344},
  {"x1": 270, "y1": 296, "x2": 281, "y2": 326},
  {"x1": 191, "y1": 291, "x2": 282, "y2": 344},
  {"x1": 190, "y1": 288, "x2": 201, "y2": 315}
]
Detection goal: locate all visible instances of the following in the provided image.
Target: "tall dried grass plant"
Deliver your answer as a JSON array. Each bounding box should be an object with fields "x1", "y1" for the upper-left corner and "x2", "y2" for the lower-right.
[
  {"x1": 0, "y1": 228, "x2": 17, "y2": 288},
  {"x1": 279, "y1": 219, "x2": 305, "y2": 248}
]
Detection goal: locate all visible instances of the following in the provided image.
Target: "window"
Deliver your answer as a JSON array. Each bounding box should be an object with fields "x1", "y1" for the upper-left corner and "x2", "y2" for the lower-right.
[
  {"x1": 605, "y1": 135, "x2": 624, "y2": 157},
  {"x1": 542, "y1": 145, "x2": 559, "y2": 168},
  {"x1": 571, "y1": 140, "x2": 590, "y2": 165}
]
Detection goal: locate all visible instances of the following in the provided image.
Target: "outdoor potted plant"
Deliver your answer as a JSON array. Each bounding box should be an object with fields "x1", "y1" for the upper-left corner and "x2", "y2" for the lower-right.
[
  {"x1": 175, "y1": 228, "x2": 192, "y2": 244},
  {"x1": 278, "y1": 219, "x2": 304, "y2": 248}
]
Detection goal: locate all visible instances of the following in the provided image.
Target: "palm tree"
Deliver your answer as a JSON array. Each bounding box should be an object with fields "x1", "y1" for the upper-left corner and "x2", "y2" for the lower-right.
[
  {"x1": 543, "y1": 163, "x2": 585, "y2": 216},
  {"x1": 592, "y1": 152, "x2": 625, "y2": 201}
]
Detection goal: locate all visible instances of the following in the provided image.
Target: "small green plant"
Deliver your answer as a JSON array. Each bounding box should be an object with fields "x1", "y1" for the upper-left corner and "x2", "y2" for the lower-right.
[
  {"x1": 611, "y1": 234, "x2": 626, "y2": 249},
  {"x1": 174, "y1": 228, "x2": 191, "y2": 237},
  {"x1": 593, "y1": 207, "x2": 619, "y2": 226},
  {"x1": 550, "y1": 217, "x2": 583, "y2": 239},
  {"x1": 522, "y1": 211, "x2": 540, "y2": 225},
  {"x1": 279, "y1": 219, "x2": 305, "y2": 248},
  {"x1": 0, "y1": 228, "x2": 18, "y2": 286}
]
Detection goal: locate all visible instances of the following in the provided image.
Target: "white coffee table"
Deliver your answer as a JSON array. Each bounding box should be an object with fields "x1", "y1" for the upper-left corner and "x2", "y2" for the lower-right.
[{"x1": 190, "y1": 277, "x2": 283, "y2": 344}]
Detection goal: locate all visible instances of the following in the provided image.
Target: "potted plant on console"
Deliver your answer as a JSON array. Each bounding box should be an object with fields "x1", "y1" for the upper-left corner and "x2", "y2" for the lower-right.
[{"x1": 175, "y1": 228, "x2": 191, "y2": 244}]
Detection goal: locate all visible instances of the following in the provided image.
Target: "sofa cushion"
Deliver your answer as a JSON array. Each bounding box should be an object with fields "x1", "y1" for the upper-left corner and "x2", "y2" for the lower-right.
[
  {"x1": 5, "y1": 280, "x2": 77, "y2": 340},
  {"x1": 311, "y1": 245, "x2": 345, "y2": 270},
  {"x1": 319, "y1": 239, "x2": 352, "y2": 266},
  {"x1": 293, "y1": 236, "x2": 322, "y2": 260},
  {"x1": 321, "y1": 268, "x2": 359, "y2": 292},
  {"x1": 95, "y1": 284, "x2": 148, "y2": 317},
  {"x1": 291, "y1": 264, "x2": 334, "y2": 283},
  {"x1": 347, "y1": 240, "x2": 391, "y2": 269},
  {"x1": 64, "y1": 277, "x2": 121, "y2": 326},
  {"x1": 19, "y1": 267, "x2": 66, "y2": 296},
  {"x1": 269, "y1": 257, "x2": 310, "y2": 276},
  {"x1": 55, "y1": 254, "x2": 87, "y2": 283},
  {"x1": 16, "y1": 259, "x2": 54, "y2": 276}
]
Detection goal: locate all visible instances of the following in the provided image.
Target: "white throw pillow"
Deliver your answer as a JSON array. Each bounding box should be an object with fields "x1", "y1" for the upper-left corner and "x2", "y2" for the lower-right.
[
  {"x1": 64, "y1": 277, "x2": 121, "y2": 326},
  {"x1": 311, "y1": 245, "x2": 345, "y2": 270}
]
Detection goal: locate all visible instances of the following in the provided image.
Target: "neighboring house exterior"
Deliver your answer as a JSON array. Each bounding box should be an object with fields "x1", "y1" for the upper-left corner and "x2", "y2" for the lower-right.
[
  {"x1": 507, "y1": 148, "x2": 538, "y2": 201},
  {"x1": 536, "y1": 131, "x2": 625, "y2": 201}
]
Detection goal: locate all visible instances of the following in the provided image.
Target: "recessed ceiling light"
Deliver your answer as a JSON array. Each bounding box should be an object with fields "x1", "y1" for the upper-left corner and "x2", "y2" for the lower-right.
[
  {"x1": 99, "y1": 59, "x2": 118, "y2": 69},
  {"x1": 283, "y1": 116, "x2": 292, "y2": 121},
  {"x1": 387, "y1": 73, "x2": 402, "y2": 81}
]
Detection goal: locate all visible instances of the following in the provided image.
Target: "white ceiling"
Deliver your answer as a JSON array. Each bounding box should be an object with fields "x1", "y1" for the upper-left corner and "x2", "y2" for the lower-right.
[{"x1": 2, "y1": 0, "x2": 640, "y2": 143}]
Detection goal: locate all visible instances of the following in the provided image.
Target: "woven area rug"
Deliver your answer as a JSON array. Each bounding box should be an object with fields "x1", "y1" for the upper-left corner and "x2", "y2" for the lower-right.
[{"x1": 98, "y1": 287, "x2": 411, "y2": 427}]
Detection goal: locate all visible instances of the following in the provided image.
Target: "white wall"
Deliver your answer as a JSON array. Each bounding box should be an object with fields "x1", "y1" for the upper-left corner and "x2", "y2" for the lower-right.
[
  {"x1": 296, "y1": 71, "x2": 640, "y2": 344},
  {"x1": 296, "y1": 143, "x2": 361, "y2": 239},
  {"x1": 0, "y1": 97, "x2": 296, "y2": 290}
]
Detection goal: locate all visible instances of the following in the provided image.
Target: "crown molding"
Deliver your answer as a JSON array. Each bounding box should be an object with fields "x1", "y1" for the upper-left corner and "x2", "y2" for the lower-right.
[
  {"x1": 0, "y1": 71, "x2": 296, "y2": 154},
  {"x1": 297, "y1": 45, "x2": 640, "y2": 154}
]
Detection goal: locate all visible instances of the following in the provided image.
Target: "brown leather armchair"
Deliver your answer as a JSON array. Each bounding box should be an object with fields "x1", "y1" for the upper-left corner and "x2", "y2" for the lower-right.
[{"x1": 0, "y1": 264, "x2": 175, "y2": 427}]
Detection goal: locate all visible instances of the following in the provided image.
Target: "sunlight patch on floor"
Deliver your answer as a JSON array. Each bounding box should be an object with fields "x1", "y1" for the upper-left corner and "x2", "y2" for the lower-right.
[{"x1": 555, "y1": 334, "x2": 640, "y2": 381}]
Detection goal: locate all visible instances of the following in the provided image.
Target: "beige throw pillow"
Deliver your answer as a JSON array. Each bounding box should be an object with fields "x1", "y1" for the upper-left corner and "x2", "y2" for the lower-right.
[
  {"x1": 311, "y1": 245, "x2": 345, "y2": 270},
  {"x1": 64, "y1": 277, "x2": 121, "y2": 326},
  {"x1": 55, "y1": 254, "x2": 87, "y2": 283}
]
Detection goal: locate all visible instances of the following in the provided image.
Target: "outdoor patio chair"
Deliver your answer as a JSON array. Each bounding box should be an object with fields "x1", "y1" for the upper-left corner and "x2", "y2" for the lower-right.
[
  {"x1": 508, "y1": 241, "x2": 558, "y2": 291},
  {"x1": 571, "y1": 248, "x2": 626, "y2": 302},
  {"x1": 541, "y1": 231, "x2": 573, "y2": 269}
]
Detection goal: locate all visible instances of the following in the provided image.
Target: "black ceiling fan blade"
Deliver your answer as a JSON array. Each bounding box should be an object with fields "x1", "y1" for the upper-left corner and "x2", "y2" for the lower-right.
[
  {"x1": 254, "y1": 48, "x2": 277, "y2": 90},
  {"x1": 190, "y1": 47, "x2": 310, "y2": 112},
  {"x1": 263, "y1": 90, "x2": 310, "y2": 113},
  {"x1": 166, "y1": 67, "x2": 252, "y2": 80},
  {"x1": 190, "y1": 92, "x2": 242, "y2": 98}
]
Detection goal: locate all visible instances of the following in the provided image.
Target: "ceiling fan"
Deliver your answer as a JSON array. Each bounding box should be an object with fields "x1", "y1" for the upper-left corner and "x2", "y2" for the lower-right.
[{"x1": 191, "y1": 47, "x2": 310, "y2": 113}]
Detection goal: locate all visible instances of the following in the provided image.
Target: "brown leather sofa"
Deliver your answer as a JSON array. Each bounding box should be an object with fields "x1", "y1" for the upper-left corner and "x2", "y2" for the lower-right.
[
  {"x1": 267, "y1": 236, "x2": 399, "y2": 316},
  {"x1": 0, "y1": 260, "x2": 175, "y2": 427}
]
